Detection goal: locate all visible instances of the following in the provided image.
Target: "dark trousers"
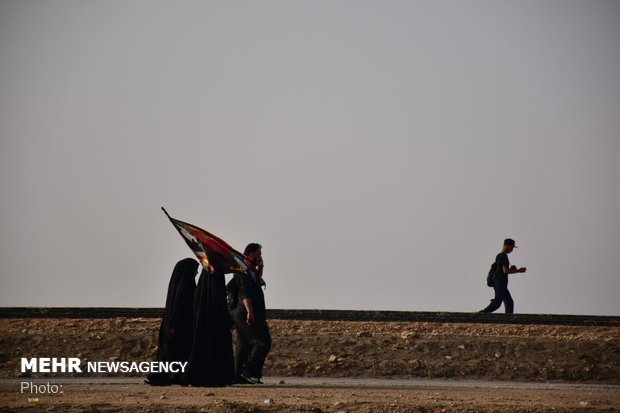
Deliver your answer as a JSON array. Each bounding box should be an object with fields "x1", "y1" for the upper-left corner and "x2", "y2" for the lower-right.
[
  {"x1": 231, "y1": 308, "x2": 271, "y2": 379},
  {"x1": 481, "y1": 277, "x2": 514, "y2": 313}
]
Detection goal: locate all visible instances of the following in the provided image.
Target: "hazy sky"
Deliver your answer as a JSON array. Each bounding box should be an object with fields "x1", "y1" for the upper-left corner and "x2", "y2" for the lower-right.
[{"x1": 1, "y1": 1, "x2": 619, "y2": 315}]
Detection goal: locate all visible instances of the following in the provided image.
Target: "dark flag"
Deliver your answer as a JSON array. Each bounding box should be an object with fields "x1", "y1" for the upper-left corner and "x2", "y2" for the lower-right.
[{"x1": 161, "y1": 207, "x2": 253, "y2": 275}]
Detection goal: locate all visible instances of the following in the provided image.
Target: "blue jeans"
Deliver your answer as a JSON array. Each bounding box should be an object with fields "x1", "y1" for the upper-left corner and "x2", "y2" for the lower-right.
[
  {"x1": 231, "y1": 307, "x2": 271, "y2": 379},
  {"x1": 481, "y1": 276, "x2": 514, "y2": 313}
]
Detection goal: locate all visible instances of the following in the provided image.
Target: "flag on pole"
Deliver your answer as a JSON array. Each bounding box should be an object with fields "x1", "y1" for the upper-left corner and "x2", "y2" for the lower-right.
[{"x1": 162, "y1": 207, "x2": 253, "y2": 275}]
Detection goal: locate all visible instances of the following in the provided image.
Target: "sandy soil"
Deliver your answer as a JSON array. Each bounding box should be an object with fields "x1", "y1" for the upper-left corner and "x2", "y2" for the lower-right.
[
  {"x1": 2, "y1": 381, "x2": 620, "y2": 413},
  {"x1": 1, "y1": 318, "x2": 619, "y2": 412}
]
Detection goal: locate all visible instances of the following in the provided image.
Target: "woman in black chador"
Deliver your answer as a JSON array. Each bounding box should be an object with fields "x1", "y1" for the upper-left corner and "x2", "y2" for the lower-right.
[
  {"x1": 146, "y1": 258, "x2": 198, "y2": 386},
  {"x1": 184, "y1": 260, "x2": 235, "y2": 387}
]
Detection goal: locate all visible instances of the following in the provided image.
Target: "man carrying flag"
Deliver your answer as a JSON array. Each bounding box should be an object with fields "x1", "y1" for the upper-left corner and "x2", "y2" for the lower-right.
[{"x1": 229, "y1": 243, "x2": 271, "y2": 384}]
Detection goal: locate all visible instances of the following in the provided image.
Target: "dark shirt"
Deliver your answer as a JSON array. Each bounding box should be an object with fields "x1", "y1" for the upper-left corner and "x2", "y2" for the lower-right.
[
  {"x1": 234, "y1": 272, "x2": 266, "y2": 319},
  {"x1": 495, "y1": 252, "x2": 510, "y2": 283}
]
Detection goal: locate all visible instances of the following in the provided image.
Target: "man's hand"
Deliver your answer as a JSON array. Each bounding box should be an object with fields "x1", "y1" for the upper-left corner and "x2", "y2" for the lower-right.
[
  {"x1": 507, "y1": 265, "x2": 527, "y2": 274},
  {"x1": 242, "y1": 297, "x2": 254, "y2": 325},
  {"x1": 169, "y1": 328, "x2": 176, "y2": 337}
]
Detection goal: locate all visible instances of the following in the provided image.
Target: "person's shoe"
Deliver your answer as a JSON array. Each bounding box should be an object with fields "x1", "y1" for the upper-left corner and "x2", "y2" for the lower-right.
[{"x1": 240, "y1": 374, "x2": 262, "y2": 385}]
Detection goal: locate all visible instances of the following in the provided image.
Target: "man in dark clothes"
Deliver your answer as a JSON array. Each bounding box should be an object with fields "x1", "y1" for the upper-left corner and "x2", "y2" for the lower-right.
[
  {"x1": 480, "y1": 238, "x2": 527, "y2": 313},
  {"x1": 146, "y1": 258, "x2": 198, "y2": 386},
  {"x1": 231, "y1": 243, "x2": 271, "y2": 384},
  {"x1": 184, "y1": 257, "x2": 235, "y2": 387}
]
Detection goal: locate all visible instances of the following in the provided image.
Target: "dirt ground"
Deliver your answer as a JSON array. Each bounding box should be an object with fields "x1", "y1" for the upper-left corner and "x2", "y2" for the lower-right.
[
  {"x1": 1, "y1": 318, "x2": 619, "y2": 412},
  {"x1": 2, "y1": 381, "x2": 620, "y2": 413}
]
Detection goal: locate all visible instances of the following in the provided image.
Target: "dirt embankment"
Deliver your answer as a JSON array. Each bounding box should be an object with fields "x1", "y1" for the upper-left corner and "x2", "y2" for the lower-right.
[{"x1": 1, "y1": 318, "x2": 618, "y2": 384}]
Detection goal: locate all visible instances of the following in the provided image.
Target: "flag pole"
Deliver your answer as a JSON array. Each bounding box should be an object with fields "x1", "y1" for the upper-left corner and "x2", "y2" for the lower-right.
[{"x1": 161, "y1": 206, "x2": 171, "y2": 220}]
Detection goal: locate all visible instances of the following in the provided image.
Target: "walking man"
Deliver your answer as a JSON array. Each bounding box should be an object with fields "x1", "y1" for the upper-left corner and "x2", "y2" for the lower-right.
[
  {"x1": 231, "y1": 243, "x2": 271, "y2": 384},
  {"x1": 480, "y1": 238, "x2": 526, "y2": 313}
]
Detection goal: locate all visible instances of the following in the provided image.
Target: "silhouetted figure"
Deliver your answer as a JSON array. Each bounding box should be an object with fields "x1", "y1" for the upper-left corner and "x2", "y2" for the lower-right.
[
  {"x1": 184, "y1": 261, "x2": 235, "y2": 387},
  {"x1": 230, "y1": 243, "x2": 271, "y2": 384},
  {"x1": 146, "y1": 258, "x2": 198, "y2": 385},
  {"x1": 480, "y1": 238, "x2": 526, "y2": 313}
]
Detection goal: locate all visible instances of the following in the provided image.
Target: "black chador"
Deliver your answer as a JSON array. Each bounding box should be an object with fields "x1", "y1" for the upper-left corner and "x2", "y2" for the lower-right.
[
  {"x1": 146, "y1": 258, "x2": 198, "y2": 386},
  {"x1": 184, "y1": 264, "x2": 235, "y2": 387}
]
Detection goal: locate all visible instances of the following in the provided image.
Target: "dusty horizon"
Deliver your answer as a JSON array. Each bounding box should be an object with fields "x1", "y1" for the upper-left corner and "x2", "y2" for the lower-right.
[{"x1": 1, "y1": 1, "x2": 619, "y2": 316}]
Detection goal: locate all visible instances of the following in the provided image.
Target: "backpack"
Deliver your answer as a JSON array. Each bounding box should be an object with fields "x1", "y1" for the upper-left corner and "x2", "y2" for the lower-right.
[
  {"x1": 226, "y1": 277, "x2": 238, "y2": 310},
  {"x1": 486, "y1": 262, "x2": 497, "y2": 287}
]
